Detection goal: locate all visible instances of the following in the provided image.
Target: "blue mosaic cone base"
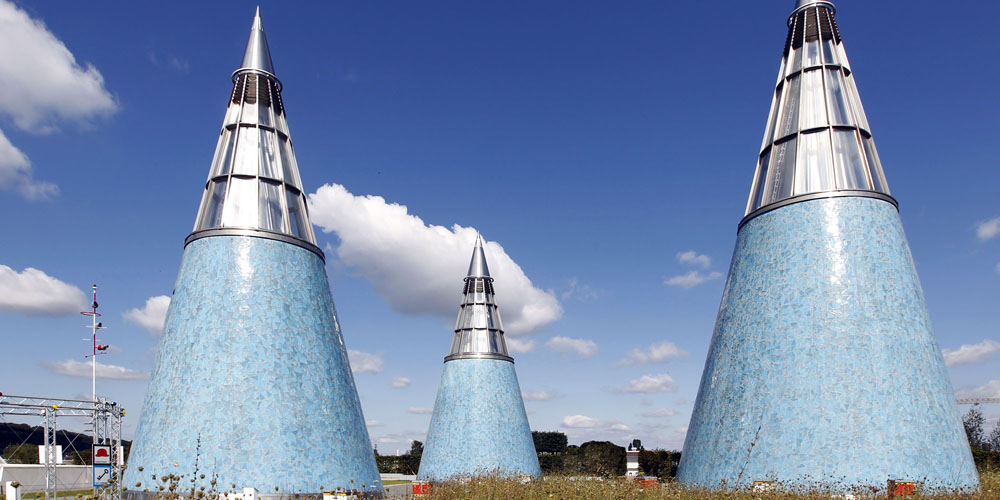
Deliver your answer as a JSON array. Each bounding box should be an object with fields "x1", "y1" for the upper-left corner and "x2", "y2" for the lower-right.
[
  {"x1": 676, "y1": 197, "x2": 978, "y2": 492},
  {"x1": 124, "y1": 236, "x2": 382, "y2": 496},
  {"x1": 417, "y1": 358, "x2": 540, "y2": 481}
]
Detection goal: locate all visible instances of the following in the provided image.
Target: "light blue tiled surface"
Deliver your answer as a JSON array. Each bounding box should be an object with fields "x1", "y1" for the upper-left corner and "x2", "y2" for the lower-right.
[
  {"x1": 417, "y1": 358, "x2": 540, "y2": 481},
  {"x1": 124, "y1": 236, "x2": 382, "y2": 496},
  {"x1": 676, "y1": 197, "x2": 978, "y2": 492}
]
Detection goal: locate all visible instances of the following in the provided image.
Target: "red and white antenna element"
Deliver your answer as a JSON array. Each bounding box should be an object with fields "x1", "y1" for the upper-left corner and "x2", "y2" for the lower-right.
[{"x1": 81, "y1": 284, "x2": 108, "y2": 402}]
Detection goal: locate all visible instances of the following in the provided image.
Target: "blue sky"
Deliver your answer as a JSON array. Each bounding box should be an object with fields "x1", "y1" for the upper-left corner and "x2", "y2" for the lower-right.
[{"x1": 1, "y1": 0, "x2": 998, "y2": 452}]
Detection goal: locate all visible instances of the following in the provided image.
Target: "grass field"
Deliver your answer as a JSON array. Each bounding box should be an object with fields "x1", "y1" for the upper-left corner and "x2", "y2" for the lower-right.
[{"x1": 425, "y1": 471, "x2": 999, "y2": 499}]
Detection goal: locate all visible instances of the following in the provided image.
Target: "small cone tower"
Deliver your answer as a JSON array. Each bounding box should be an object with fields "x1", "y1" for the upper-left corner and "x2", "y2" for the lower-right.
[
  {"x1": 676, "y1": 1, "x2": 978, "y2": 492},
  {"x1": 124, "y1": 9, "x2": 382, "y2": 497},
  {"x1": 416, "y1": 235, "x2": 541, "y2": 481}
]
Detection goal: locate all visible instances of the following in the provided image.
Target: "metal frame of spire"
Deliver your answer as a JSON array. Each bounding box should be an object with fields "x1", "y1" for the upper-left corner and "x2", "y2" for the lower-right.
[
  {"x1": 445, "y1": 235, "x2": 512, "y2": 362},
  {"x1": 742, "y1": 0, "x2": 895, "y2": 227},
  {"x1": 187, "y1": 8, "x2": 322, "y2": 259}
]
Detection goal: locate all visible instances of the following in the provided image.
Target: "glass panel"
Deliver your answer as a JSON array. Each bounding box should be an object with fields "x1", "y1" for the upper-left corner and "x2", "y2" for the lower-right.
[
  {"x1": 259, "y1": 129, "x2": 281, "y2": 180},
  {"x1": 776, "y1": 75, "x2": 800, "y2": 139},
  {"x1": 199, "y1": 180, "x2": 227, "y2": 230},
  {"x1": 232, "y1": 127, "x2": 259, "y2": 175},
  {"x1": 279, "y1": 136, "x2": 300, "y2": 187},
  {"x1": 795, "y1": 130, "x2": 834, "y2": 195},
  {"x1": 788, "y1": 46, "x2": 802, "y2": 76},
  {"x1": 769, "y1": 137, "x2": 797, "y2": 202},
  {"x1": 751, "y1": 150, "x2": 771, "y2": 211},
  {"x1": 286, "y1": 189, "x2": 306, "y2": 238},
  {"x1": 844, "y1": 74, "x2": 870, "y2": 131},
  {"x1": 215, "y1": 128, "x2": 237, "y2": 176},
  {"x1": 821, "y1": 38, "x2": 837, "y2": 65},
  {"x1": 799, "y1": 69, "x2": 827, "y2": 130},
  {"x1": 836, "y1": 42, "x2": 853, "y2": 72},
  {"x1": 832, "y1": 130, "x2": 868, "y2": 190},
  {"x1": 761, "y1": 85, "x2": 781, "y2": 149},
  {"x1": 259, "y1": 101, "x2": 272, "y2": 128},
  {"x1": 805, "y1": 39, "x2": 821, "y2": 67},
  {"x1": 208, "y1": 129, "x2": 228, "y2": 179},
  {"x1": 259, "y1": 181, "x2": 285, "y2": 233},
  {"x1": 240, "y1": 99, "x2": 258, "y2": 124},
  {"x1": 221, "y1": 177, "x2": 259, "y2": 227},
  {"x1": 862, "y1": 137, "x2": 889, "y2": 193},
  {"x1": 274, "y1": 112, "x2": 289, "y2": 136},
  {"x1": 825, "y1": 69, "x2": 853, "y2": 126},
  {"x1": 223, "y1": 102, "x2": 241, "y2": 126}
]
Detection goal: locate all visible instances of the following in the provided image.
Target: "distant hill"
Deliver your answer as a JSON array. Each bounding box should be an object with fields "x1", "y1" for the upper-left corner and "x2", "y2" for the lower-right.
[{"x1": 0, "y1": 423, "x2": 131, "y2": 464}]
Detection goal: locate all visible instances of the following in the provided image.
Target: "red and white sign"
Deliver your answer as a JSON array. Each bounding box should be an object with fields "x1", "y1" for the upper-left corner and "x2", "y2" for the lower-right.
[{"x1": 93, "y1": 445, "x2": 111, "y2": 465}]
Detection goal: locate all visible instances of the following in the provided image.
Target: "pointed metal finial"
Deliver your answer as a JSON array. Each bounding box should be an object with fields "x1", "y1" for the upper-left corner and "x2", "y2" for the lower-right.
[
  {"x1": 240, "y1": 6, "x2": 275, "y2": 74},
  {"x1": 467, "y1": 233, "x2": 490, "y2": 278}
]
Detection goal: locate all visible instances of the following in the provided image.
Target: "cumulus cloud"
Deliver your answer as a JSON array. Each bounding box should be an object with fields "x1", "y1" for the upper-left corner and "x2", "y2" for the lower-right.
[
  {"x1": 641, "y1": 408, "x2": 678, "y2": 418},
  {"x1": 391, "y1": 377, "x2": 411, "y2": 388},
  {"x1": 407, "y1": 407, "x2": 433, "y2": 415},
  {"x1": 547, "y1": 336, "x2": 598, "y2": 359},
  {"x1": 618, "y1": 341, "x2": 688, "y2": 366},
  {"x1": 348, "y1": 349, "x2": 383, "y2": 374},
  {"x1": 956, "y1": 379, "x2": 1000, "y2": 399},
  {"x1": 618, "y1": 374, "x2": 677, "y2": 394},
  {"x1": 0, "y1": 265, "x2": 86, "y2": 315},
  {"x1": 506, "y1": 337, "x2": 536, "y2": 353},
  {"x1": 308, "y1": 184, "x2": 561, "y2": 336},
  {"x1": 977, "y1": 217, "x2": 1000, "y2": 241},
  {"x1": 561, "y1": 278, "x2": 600, "y2": 302},
  {"x1": 123, "y1": 295, "x2": 170, "y2": 335},
  {"x1": 0, "y1": 130, "x2": 56, "y2": 199},
  {"x1": 42, "y1": 359, "x2": 148, "y2": 380},
  {"x1": 942, "y1": 340, "x2": 1000, "y2": 367},
  {"x1": 522, "y1": 390, "x2": 555, "y2": 402},
  {"x1": 609, "y1": 423, "x2": 631, "y2": 432},
  {"x1": 561, "y1": 414, "x2": 600, "y2": 428},
  {"x1": 366, "y1": 420, "x2": 384, "y2": 427},
  {"x1": 677, "y1": 251, "x2": 711, "y2": 269},
  {"x1": 665, "y1": 270, "x2": 723, "y2": 288},
  {"x1": 0, "y1": 0, "x2": 117, "y2": 200}
]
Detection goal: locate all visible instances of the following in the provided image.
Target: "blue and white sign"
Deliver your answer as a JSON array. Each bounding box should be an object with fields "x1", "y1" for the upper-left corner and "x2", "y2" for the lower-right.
[{"x1": 93, "y1": 465, "x2": 112, "y2": 487}]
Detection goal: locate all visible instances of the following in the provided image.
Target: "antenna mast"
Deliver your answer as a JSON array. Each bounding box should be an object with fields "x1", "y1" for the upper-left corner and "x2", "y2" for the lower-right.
[{"x1": 81, "y1": 285, "x2": 108, "y2": 401}]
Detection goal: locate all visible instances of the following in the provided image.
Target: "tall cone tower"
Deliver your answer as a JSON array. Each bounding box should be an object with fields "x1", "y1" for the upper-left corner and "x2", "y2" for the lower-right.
[
  {"x1": 676, "y1": 1, "x2": 978, "y2": 492},
  {"x1": 124, "y1": 9, "x2": 382, "y2": 497},
  {"x1": 416, "y1": 235, "x2": 541, "y2": 481}
]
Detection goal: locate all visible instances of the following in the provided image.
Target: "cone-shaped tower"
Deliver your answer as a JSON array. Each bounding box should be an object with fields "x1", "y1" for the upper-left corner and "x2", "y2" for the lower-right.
[
  {"x1": 416, "y1": 235, "x2": 540, "y2": 481},
  {"x1": 676, "y1": 1, "x2": 978, "y2": 492},
  {"x1": 124, "y1": 10, "x2": 382, "y2": 497}
]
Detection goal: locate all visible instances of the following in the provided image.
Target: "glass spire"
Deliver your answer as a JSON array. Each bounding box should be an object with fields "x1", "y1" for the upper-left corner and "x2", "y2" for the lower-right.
[
  {"x1": 189, "y1": 8, "x2": 318, "y2": 253},
  {"x1": 446, "y1": 235, "x2": 512, "y2": 362},
  {"x1": 745, "y1": 0, "x2": 891, "y2": 219}
]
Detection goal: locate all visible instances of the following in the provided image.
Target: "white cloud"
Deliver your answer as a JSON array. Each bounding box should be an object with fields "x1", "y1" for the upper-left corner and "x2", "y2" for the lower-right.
[
  {"x1": 307, "y1": 184, "x2": 561, "y2": 336},
  {"x1": 42, "y1": 359, "x2": 148, "y2": 380},
  {"x1": 123, "y1": 295, "x2": 170, "y2": 335},
  {"x1": 561, "y1": 278, "x2": 599, "y2": 301},
  {"x1": 609, "y1": 423, "x2": 631, "y2": 432},
  {"x1": 619, "y1": 374, "x2": 677, "y2": 394},
  {"x1": 956, "y1": 379, "x2": 1000, "y2": 399},
  {"x1": 547, "y1": 336, "x2": 598, "y2": 359},
  {"x1": 522, "y1": 390, "x2": 555, "y2": 402},
  {"x1": 641, "y1": 408, "x2": 678, "y2": 418},
  {"x1": 348, "y1": 349, "x2": 383, "y2": 374},
  {"x1": 977, "y1": 217, "x2": 1000, "y2": 241},
  {"x1": 391, "y1": 377, "x2": 411, "y2": 388},
  {"x1": 407, "y1": 407, "x2": 433, "y2": 415},
  {"x1": 0, "y1": 0, "x2": 117, "y2": 133},
  {"x1": 561, "y1": 414, "x2": 600, "y2": 428},
  {"x1": 0, "y1": 0, "x2": 117, "y2": 200},
  {"x1": 942, "y1": 340, "x2": 1000, "y2": 367},
  {"x1": 0, "y1": 129, "x2": 56, "y2": 199},
  {"x1": 665, "y1": 270, "x2": 723, "y2": 288},
  {"x1": 366, "y1": 420, "x2": 384, "y2": 427},
  {"x1": 0, "y1": 265, "x2": 86, "y2": 316},
  {"x1": 618, "y1": 341, "x2": 688, "y2": 366},
  {"x1": 506, "y1": 337, "x2": 536, "y2": 353},
  {"x1": 677, "y1": 251, "x2": 711, "y2": 269}
]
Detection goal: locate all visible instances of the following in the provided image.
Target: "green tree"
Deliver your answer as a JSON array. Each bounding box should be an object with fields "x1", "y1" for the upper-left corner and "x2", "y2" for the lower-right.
[
  {"x1": 1, "y1": 444, "x2": 37, "y2": 464},
  {"x1": 409, "y1": 440, "x2": 423, "y2": 456},
  {"x1": 531, "y1": 431, "x2": 568, "y2": 454},
  {"x1": 987, "y1": 423, "x2": 1000, "y2": 452},
  {"x1": 563, "y1": 441, "x2": 625, "y2": 477},
  {"x1": 963, "y1": 407, "x2": 985, "y2": 450}
]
